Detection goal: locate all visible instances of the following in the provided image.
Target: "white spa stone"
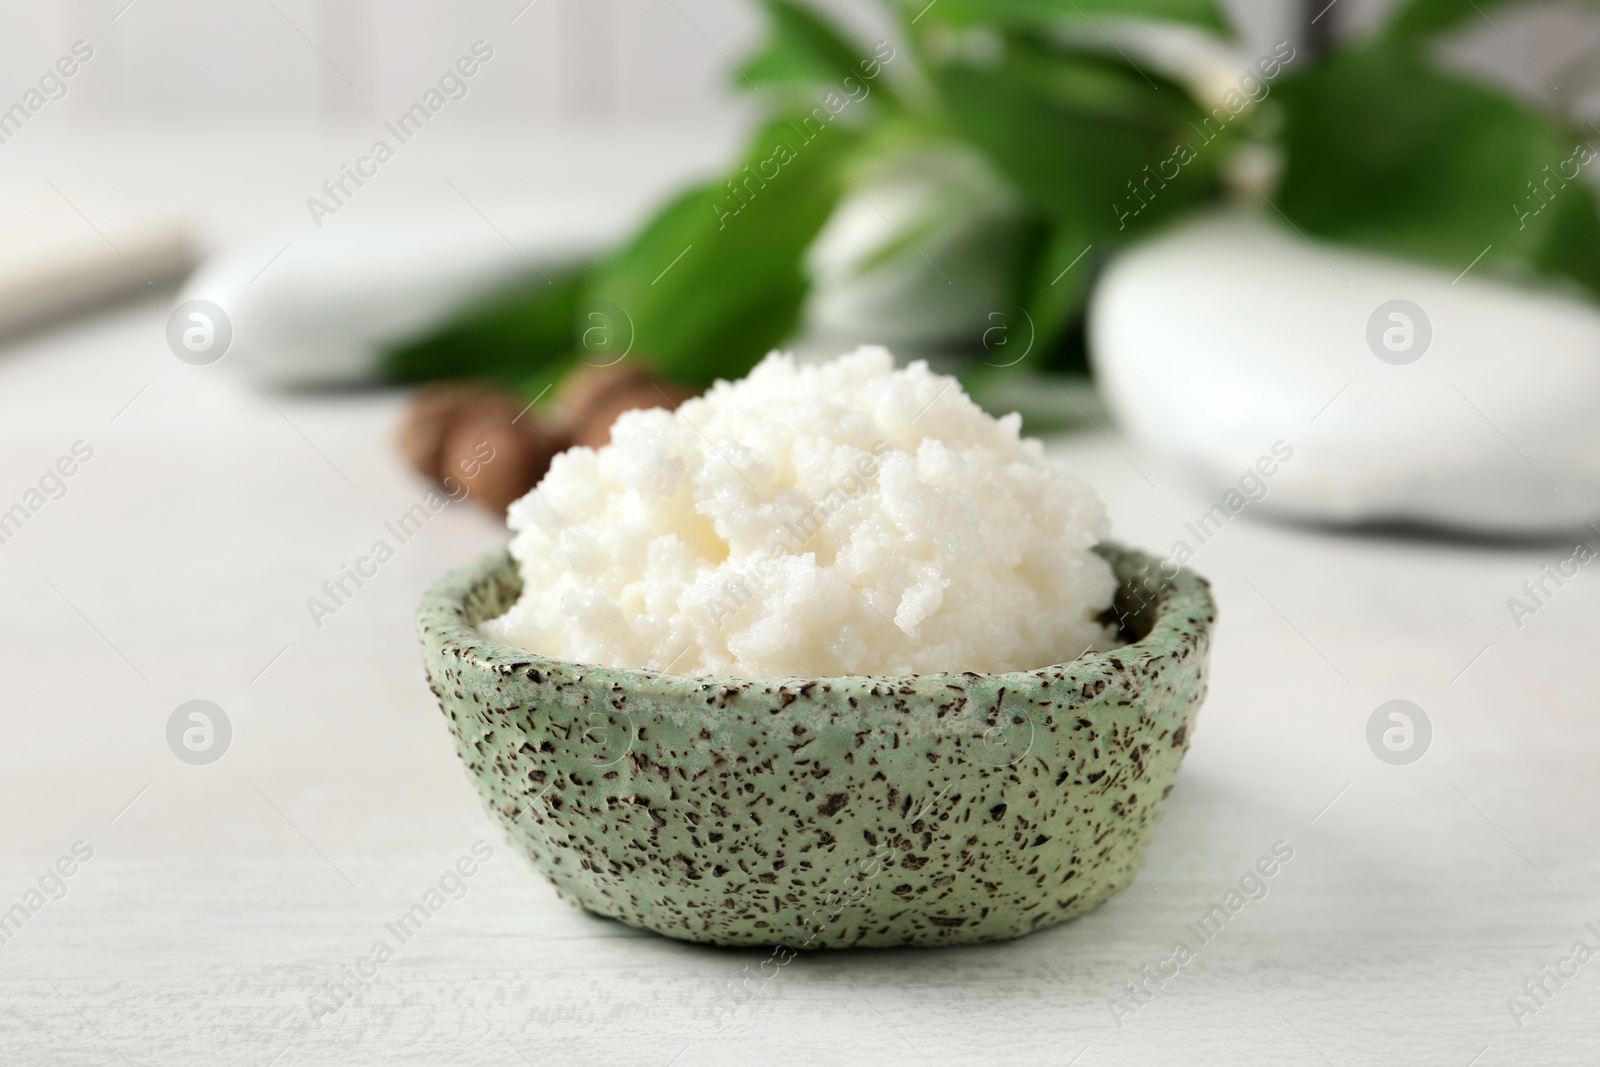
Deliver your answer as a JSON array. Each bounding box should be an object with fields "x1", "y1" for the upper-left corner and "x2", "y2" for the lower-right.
[
  {"x1": 482, "y1": 348, "x2": 1120, "y2": 678},
  {"x1": 1090, "y1": 212, "x2": 1600, "y2": 536},
  {"x1": 178, "y1": 205, "x2": 620, "y2": 387}
]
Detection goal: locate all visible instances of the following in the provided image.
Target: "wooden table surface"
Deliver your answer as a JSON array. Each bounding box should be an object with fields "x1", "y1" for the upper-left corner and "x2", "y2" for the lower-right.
[{"x1": 1, "y1": 155, "x2": 1598, "y2": 1066}]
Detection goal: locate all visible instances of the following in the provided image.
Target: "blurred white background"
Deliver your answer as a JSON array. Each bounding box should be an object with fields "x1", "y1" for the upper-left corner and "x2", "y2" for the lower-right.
[{"x1": 0, "y1": 0, "x2": 1306, "y2": 128}]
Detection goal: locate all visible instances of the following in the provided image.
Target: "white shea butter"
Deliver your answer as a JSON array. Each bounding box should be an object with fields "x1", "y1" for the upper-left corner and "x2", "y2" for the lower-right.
[{"x1": 481, "y1": 347, "x2": 1120, "y2": 677}]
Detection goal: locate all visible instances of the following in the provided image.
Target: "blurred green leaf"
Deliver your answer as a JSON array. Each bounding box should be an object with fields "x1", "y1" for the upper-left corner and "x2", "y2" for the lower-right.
[
  {"x1": 962, "y1": 215, "x2": 1094, "y2": 395},
  {"x1": 585, "y1": 113, "x2": 860, "y2": 386},
  {"x1": 381, "y1": 266, "x2": 589, "y2": 392},
  {"x1": 915, "y1": 0, "x2": 1229, "y2": 33},
  {"x1": 1384, "y1": 0, "x2": 1480, "y2": 38},
  {"x1": 1382, "y1": 0, "x2": 1537, "y2": 40},
  {"x1": 931, "y1": 43, "x2": 1225, "y2": 234},
  {"x1": 1018, "y1": 217, "x2": 1096, "y2": 353},
  {"x1": 744, "y1": 0, "x2": 899, "y2": 107},
  {"x1": 1276, "y1": 39, "x2": 1600, "y2": 300}
]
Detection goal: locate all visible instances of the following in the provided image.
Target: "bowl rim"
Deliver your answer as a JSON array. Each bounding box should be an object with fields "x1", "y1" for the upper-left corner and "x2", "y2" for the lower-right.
[{"x1": 417, "y1": 541, "x2": 1215, "y2": 699}]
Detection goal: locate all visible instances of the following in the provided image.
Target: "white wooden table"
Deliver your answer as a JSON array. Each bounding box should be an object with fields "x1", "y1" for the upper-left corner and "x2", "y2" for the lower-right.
[{"x1": 2, "y1": 140, "x2": 1598, "y2": 1067}]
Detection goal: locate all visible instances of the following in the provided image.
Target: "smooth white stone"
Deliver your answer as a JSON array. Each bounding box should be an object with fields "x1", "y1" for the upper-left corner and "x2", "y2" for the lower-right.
[
  {"x1": 1089, "y1": 212, "x2": 1600, "y2": 535},
  {"x1": 179, "y1": 204, "x2": 623, "y2": 387}
]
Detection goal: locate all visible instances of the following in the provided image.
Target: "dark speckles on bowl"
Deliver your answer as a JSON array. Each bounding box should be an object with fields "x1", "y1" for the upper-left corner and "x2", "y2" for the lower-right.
[{"x1": 416, "y1": 543, "x2": 1215, "y2": 948}]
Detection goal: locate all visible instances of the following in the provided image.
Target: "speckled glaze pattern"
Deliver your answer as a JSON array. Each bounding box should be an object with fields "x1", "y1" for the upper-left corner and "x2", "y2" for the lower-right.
[{"x1": 417, "y1": 543, "x2": 1215, "y2": 949}]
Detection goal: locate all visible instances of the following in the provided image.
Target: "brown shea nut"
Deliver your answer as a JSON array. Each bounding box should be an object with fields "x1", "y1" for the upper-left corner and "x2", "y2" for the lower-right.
[
  {"x1": 398, "y1": 381, "x2": 568, "y2": 515},
  {"x1": 559, "y1": 363, "x2": 698, "y2": 450},
  {"x1": 397, "y1": 382, "x2": 496, "y2": 480},
  {"x1": 571, "y1": 380, "x2": 697, "y2": 449},
  {"x1": 439, "y1": 407, "x2": 567, "y2": 514},
  {"x1": 554, "y1": 363, "x2": 653, "y2": 422}
]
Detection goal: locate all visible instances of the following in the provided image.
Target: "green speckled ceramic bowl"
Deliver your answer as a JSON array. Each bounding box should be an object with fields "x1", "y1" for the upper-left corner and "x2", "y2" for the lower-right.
[{"x1": 417, "y1": 543, "x2": 1214, "y2": 948}]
